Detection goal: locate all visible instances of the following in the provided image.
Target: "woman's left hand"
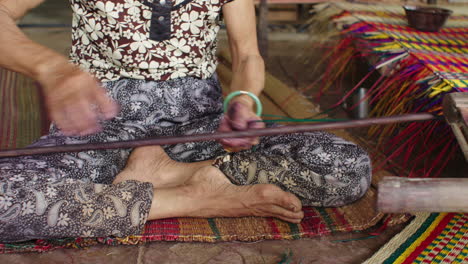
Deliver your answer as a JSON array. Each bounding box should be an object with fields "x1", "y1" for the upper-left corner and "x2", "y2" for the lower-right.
[{"x1": 217, "y1": 96, "x2": 265, "y2": 152}]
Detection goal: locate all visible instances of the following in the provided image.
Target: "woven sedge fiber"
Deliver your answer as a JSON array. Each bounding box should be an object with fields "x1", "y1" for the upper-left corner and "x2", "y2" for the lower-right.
[
  {"x1": 0, "y1": 68, "x2": 384, "y2": 253},
  {"x1": 0, "y1": 192, "x2": 382, "y2": 253},
  {"x1": 364, "y1": 213, "x2": 468, "y2": 264},
  {"x1": 0, "y1": 68, "x2": 47, "y2": 150},
  {"x1": 314, "y1": 3, "x2": 468, "y2": 177}
]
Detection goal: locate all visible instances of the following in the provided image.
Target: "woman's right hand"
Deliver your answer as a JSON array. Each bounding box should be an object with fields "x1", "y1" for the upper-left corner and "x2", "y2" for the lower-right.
[
  {"x1": 38, "y1": 64, "x2": 119, "y2": 136},
  {"x1": 0, "y1": 0, "x2": 119, "y2": 136}
]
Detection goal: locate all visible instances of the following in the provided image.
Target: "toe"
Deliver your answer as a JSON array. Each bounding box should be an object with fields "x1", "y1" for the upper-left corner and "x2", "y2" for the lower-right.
[
  {"x1": 255, "y1": 185, "x2": 303, "y2": 212},
  {"x1": 273, "y1": 189, "x2": 302, "y2": 212},
  {"x1": 284, "y1": 193, "x2": 303, "y2": 212},
  {"x1": 255, "y1": 204, "x2": 304, "y2": 222}
]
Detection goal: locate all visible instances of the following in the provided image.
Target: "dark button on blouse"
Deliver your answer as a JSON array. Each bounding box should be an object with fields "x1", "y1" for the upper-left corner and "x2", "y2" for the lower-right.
[{"x1": 144, "y1": 0, "x2": 173, "y2": 41}]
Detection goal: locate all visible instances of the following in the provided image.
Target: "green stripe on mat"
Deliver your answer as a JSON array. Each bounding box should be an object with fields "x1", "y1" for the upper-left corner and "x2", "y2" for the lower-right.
[
  {"x1": 421, "y1": 214, "x2": 462, "y2": 262},
  {"x1": 456, "y1": 247, "x2": 468, "y2": 262},
  {"x1": 316, "y1": 207, "x2": 336, "y2": 233},
  {"x1": 207, "y1": 219, "x2": 221, "y2": 241},
  {"x1": 287, "y1": 223, "x2": 301, "y2": 239},
  {"x1": 383, "y1": 213, "x2": 439, "y2": 264}
]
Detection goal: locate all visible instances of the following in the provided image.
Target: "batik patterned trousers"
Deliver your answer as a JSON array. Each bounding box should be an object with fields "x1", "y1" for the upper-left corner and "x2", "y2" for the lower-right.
[{"x1": 0, "y1": 75, "x2": 371, "y2": 242}]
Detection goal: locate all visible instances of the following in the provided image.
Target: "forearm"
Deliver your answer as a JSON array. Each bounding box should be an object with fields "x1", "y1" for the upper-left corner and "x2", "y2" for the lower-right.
[
  {"x1": 223, "y1": 0, "x2": 265, "y2": 109},
  {"x1": 229, "y1": 54, "x2": 265, "y2": 108},
  {"x1": 0, "y1": 6, "x2": 72, "y2": 84}
]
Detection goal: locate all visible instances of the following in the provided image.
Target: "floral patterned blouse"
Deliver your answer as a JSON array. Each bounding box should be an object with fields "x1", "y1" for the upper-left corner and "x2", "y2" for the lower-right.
[{"x1": 69, "y1": 0, "x2": 231, "y2": 82}]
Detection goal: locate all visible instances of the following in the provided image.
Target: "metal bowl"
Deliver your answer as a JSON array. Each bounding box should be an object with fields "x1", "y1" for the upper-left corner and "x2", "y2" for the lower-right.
[{"x1": 403, "y1": 6, "x2": 453, "y2": 32}]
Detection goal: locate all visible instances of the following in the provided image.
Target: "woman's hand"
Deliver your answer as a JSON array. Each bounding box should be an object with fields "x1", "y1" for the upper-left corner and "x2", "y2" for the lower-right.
[
  {"x1": 218, "y1": 95, "x2": 265, "y2": 151},
  {"x1": 39, "y1": 65, "x2": 119, "y2": 136},
  {"x1": 0, "y1": 0, "x2": 118, "y2": 136}
]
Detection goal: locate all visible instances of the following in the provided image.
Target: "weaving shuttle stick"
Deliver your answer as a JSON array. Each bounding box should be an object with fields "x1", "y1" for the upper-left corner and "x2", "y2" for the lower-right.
[
  {"x1": 0, "y1": 113, "x2": 435, "y2": 158},
  {"x1": 378, "y1": 177, "x2": 468, "y2": 213}
]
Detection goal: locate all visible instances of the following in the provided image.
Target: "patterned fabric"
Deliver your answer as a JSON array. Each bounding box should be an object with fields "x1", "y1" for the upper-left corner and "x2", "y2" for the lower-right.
[
  {"x1": 70, "y1": 0, "x2": 230, "y2": 82},
  {"x1": 0, "y1": 76, "x2": 371, "y2": 242},
  {"x1": 364, "y1": 213, "x2": 468, "y2": 264},
  {"x1": 316, "y1": 3, "x2": 468, "y2": 177},
  {"x1": 213, "y1": 132, "x2": 371, "y2": 207}
]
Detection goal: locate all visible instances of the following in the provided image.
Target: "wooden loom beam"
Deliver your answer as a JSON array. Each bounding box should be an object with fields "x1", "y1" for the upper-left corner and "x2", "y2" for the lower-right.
[{"x1": 378, "y1": 177, "x2": 468, "y2": 213}]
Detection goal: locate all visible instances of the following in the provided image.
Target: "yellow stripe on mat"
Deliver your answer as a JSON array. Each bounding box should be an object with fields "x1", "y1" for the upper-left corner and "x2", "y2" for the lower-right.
[
  {"x1": 393, "y1": 213, "x2": 447, "y2": 264},
  {"x1": 363, "y1": 213, "x2": 447, "y2": 264}
]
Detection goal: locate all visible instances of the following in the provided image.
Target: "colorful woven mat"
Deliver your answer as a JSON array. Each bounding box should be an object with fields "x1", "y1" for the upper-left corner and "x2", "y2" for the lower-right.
[
  {"x1": 315, "y1": 3, "x2": 468, "y2": 177},
  {"x1": 0, "y1": 176, "x2": 382, "y2": 254},
  {"x1": 364, "y1": 213, "x2": 468, "y2": 264},
  {"x1": 0, "y1": 68, "x2": 385, "y2": 253},
  {"x1": 334, "y1": 3, "x2": 468, "y2": 92}
]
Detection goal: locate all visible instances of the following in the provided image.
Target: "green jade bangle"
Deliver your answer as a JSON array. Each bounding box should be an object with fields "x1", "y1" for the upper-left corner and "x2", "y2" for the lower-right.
[{"x1": 223, "y1": 91, "x2": 263, "y2": 116}]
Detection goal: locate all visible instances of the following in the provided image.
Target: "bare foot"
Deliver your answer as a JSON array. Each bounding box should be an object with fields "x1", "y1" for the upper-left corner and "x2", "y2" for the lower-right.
[
  {"x1": 113, "y1": 146, "x2": 211, "y2": 188},
  {"x1": 149, "y1": 166, "x2": 304, "y2": 223}
]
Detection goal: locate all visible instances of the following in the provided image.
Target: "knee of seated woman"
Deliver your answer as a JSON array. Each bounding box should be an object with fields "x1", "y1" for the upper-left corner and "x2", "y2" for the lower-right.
[
  {"x1": 319, "y1": 177, "x2": 371, "y2": 208},
  {"x1": 320, "y1": 150, "x2": 372, "y2": 206},
  {"x1": 333, "y1": 158, "x2": 372, "y2": 206}
]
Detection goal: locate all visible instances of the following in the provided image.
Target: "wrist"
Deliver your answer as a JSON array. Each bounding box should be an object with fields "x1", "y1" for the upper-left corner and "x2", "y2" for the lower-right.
[
  {"x1": 34, "y1": 52, "x2": 75, "y2": 87},
  {"x1": 224, "y1": 91, "x2": 262, "y2": 116},
  {"x1": 231, "y1": 94, "x2": 255, "y2": 108},
  {"x1": 35, "y1": 57, "x2": 80, "y2": 92}
]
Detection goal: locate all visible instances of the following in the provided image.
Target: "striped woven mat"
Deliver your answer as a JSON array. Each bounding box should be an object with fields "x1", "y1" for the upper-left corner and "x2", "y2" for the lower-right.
[
  {"x1": 0, "y1": 68, "x2": 385, "y2": 253},
  {"x1": 334, "y1": 3, "x2": 468, "y2": 91},
  {"x1": 0, "y1": 68, "x2": 47, "y2": 149},
  {"x1": 315, "y1": 3, "x2": 468, "y2": 177},
  {"x1": 364, "y1": 213, "x2": 468, "y2": 264},
  {"x1": 0, "y1": 203, "x2": 382, "y2": 253}
]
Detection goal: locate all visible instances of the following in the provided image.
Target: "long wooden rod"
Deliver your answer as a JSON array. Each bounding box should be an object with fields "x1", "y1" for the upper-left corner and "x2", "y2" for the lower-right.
[{"x1": 0, "y1": 113, "x2": 436, "y2": 158}]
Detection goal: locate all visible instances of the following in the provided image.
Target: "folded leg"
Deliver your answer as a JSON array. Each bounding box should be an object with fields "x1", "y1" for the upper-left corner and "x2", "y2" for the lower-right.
[
  {"x1": 213, "y1": 131, "x2": 372, "y2": 207},
  {"x1": 0, "y1": 163, "x2": 153, "y2": 242}
]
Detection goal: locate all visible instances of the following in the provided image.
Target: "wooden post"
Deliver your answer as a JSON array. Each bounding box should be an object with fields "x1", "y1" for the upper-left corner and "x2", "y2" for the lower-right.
[
  {"x1": 257, "y1": 0, "x2": 269, "y2": 59},
  {"x1": 378, "y1": 177, "x2": 468, "y2": 213}
]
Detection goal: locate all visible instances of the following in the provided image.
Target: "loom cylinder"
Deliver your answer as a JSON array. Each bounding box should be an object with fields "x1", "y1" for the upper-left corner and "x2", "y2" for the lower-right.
[
  {"x1": 353, "y1": 88, "x2": 369, "y2": 119},
  {"x1": 378, "y1": 177, "x2": 468, "y2": 213}
]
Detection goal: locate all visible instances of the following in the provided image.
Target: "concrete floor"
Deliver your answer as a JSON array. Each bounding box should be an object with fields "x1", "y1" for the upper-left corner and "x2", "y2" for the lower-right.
[
  {"x1": 0, "y1": 1, "x2": 409, "y2": 263},
  {"x1": 0, "y1": 228, "x2": 406, "y2": 264}
]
